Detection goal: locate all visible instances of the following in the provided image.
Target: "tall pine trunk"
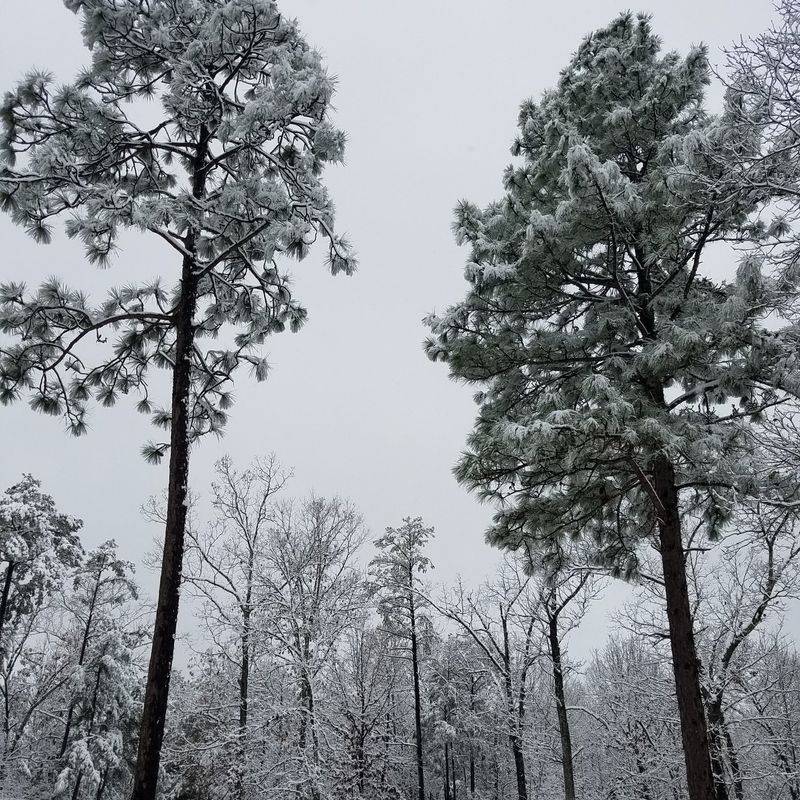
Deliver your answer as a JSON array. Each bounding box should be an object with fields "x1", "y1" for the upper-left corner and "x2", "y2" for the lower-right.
[
  {"x1": 635, "y1": 240, "x2": 716, "y2": 800},
  {"x1": 548, "y1": 616, "x2": 576, "y2": 800},
  {"x1": 130, "y1": 131, "x2": 208, "y2": 800},
  {"x1": 652, "y1": 454, "x2": 716, "y2": 800}
]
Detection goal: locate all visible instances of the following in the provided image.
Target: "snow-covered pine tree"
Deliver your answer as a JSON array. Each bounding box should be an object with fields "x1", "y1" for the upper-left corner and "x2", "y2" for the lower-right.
[
  {"x1": 0, "y1": 3, "x2": 355, "y2": 798},
  {"x1": 370, "y1": 518, "x2": 434, "y2": 800},
  {"x1": 55, "y1": 541, "x2": 140, "y2": 800},
  {"x1": 0, "y1": 476, "x2": 83, "y2": 654},
  {"x1": 54, "y1": 626, "x2": 140, "y2": 800},
  {"x1": 0, "y1": 476, "x2": 83, "y2": 794},
  {"x1": 425, "y1": 13, "x2": 798, "y2": 800}
]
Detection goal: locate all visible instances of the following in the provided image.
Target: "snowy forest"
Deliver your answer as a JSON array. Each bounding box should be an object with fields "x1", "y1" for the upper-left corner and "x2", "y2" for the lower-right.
[{"x1": 3, "y1": 1, "x2": 800, "y2": 800}]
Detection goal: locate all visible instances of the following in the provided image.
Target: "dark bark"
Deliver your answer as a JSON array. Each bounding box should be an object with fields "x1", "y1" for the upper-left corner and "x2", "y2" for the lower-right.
[
  {"x1": 469, "y1": 747, "x2": 475, "y2": 797},
  {"x1": 71, "y1": 661, "x2": 105, "y2": 800},
  {"x1": 708, "y1": 724, "x2": 730, "y2": 800},
  {"x1": 509, "y1": 738, "x2": 527, "y2": 800},
  {"x1": 548, "y1": 615, "x2": 576, "y2": 800},
  {"x1": 60, "y1": 570, "x2": 102, "y2": 758},
  {"x1": 297, "y1": 655, "x2": 320, "y2": 800},
  {"x1": 409, "y1": 586, "x2": 426, "y2": 800},
  {"x1": 239, "y1": 609, "x2": 250, "y2": 732},
  {"x1": 96, "y1": 768, "x2": 109, "y2": 800},
  {"x1": 501, "y1": 614, "x2": 527, "y2": 800},
  {"x1": 236, "y1": 601, "x2": 251, "y2": 800},
  {"x1": 706, "y1": 700, "x2": 740, "y2": 800},
  {"x1": 652, "y1": 454, "x2": 716, "y2": 800},
  {"x1": 632, "y1": 235, "x2": 716, "y2": 800},
  {"x1": 71, "y1": 772, "x2": 83, "y2": 800},
  {"x1": 0, "y1": 562, "x2": 15, "y2": 652},
  {"x1": 444, "y1": 742, "x2": 451, "y2": 800},
  {"x1": 721, "y1": 721, "x2": 744, "y2": 800},
  {"x1": 130, "y1": 131, "x2": 208, "y2": 800},
  {"x1": 632, "y1": 737, "x2": 654, "y2": 800}
]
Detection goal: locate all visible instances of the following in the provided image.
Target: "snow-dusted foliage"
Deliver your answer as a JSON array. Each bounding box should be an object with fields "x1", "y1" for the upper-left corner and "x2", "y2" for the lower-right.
[
  {"x1": 52, "y1": 543, "x2": 140, "y2": 800},
  {"x1": 0, "y1": 3, "x2": 356, "y2": 793},
  {"x1": 5, "y1": 3, "x2": 800, "y2": 800},
  {"x1": 0, "y1": 480, "x2": 142, "y2": 800},
  {"x1": 0, "y1": 0, "x2": 355, "y2": 449},
  {"x1": 371, "y1": 518, "x2": 435, "y2": 800},
  {"x1": 151, "y1": 458, "x2": 800, "y2": 800},
  {"x1": 424, "y1": 10, "x2": 794, "y2": 573},
  {"x1": 424, "y1": 12, "x2": 800, "y2": 800},
  {"x1": 3, "y1": 462, "x2": 800, "y2": 800},
  {"x1": 722, "y1": 0, "x2": 800, "y2": 294},
  {"x1": 0, "y1": 475, "x2": 82, "y2": 645}
]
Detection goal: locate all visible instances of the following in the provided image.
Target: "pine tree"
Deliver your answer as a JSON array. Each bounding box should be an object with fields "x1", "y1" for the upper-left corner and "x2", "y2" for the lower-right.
[
  {"x1": 0, "y1": 3, "x2": 354, "y2": 798},
  {"x1": 0, "y1": 475, "x2": 83, "y2": 654},
  {"x1": 54, "y1": 627, "x2": 140, "y2": 800},
  {"x1": 0, "y1": 475, "x2": 83, "y2": 792},
  {"x1": 370, "y1": 518, "x2": 434, "y2": 800},
  {"x1": 55, "y1": 541, "x2": 140, "y2": 800},
  {"x1": 425, "y1": 13, "x2": 797, "y2": 800}
]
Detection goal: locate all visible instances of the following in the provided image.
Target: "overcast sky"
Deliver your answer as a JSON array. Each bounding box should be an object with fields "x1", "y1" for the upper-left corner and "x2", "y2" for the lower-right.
[{"x1": 0, "y1": 0, "x2": 779, "y2": 659}]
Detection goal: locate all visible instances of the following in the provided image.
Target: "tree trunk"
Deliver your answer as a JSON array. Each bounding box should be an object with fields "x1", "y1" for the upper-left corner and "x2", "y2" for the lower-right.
[
  {"x1": 60, "y1": 578, "x2": 100, "y2": 758},
  {"x1": 509, "y1": 736, "x2": 527, "y2": 800},
  {"x1": 409, "y1": 588, "x2": 426, "y2": 800},
  {"x1": 96, "y1": 768, "x2": 108, "y2": 800},
  {"x1": 298, "y1": 662, "x2": 320, "y2": 800},
  {"x1": 708, "y1": 726, "x2": 730, "y2": 800},
  {"x1": 502, "y1": 615, "x2": 527, "y2": 800},
  {"x1": 130, "y1": 131, "x2": 208, "y2": 800},
  {"x1": 0, "y1": 562, "x2": 15, "y2": 652},
  {"x1": 71, "y1": 772, "x2": 84, "y2": 800},
  {"x1": 706, "y1": 700, "x2": 737, "y2": 800},
  {"x1": 239, "y1": 618, "x2": 250, "y2": 732},
  {"x1": 444, "y1": 742, "x2": 451, "y2": 800},
  {"x1": 469, "y1": 747, "x2": 475, "y2": 797},
  {"x1": 236, "y1": 604, "x2": 251, "y2": 800},
  {"x1": 721, "y1": 718, "x2": 744, "y2": 800},
  {"x1": 652, "y1": 454, "x2": 716, "y2": 800},
  {"x1": 0, "y1": 561, "x2": 14, "y2": 786},
  {"x1": 632, "y1": 738, "x2": 654, "y2": 800},
  {"x1": 548, "y1": 615, "x2": 576, "y2": 800},
  {"x1": 72, "y1": 661, "x2": 105, "y2": 800}
]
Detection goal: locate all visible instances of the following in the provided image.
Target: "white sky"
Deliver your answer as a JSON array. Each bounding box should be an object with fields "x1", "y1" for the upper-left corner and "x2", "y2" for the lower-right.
[{"x1": 0, "y1": 0, "x2": 780, "y2": 660}]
